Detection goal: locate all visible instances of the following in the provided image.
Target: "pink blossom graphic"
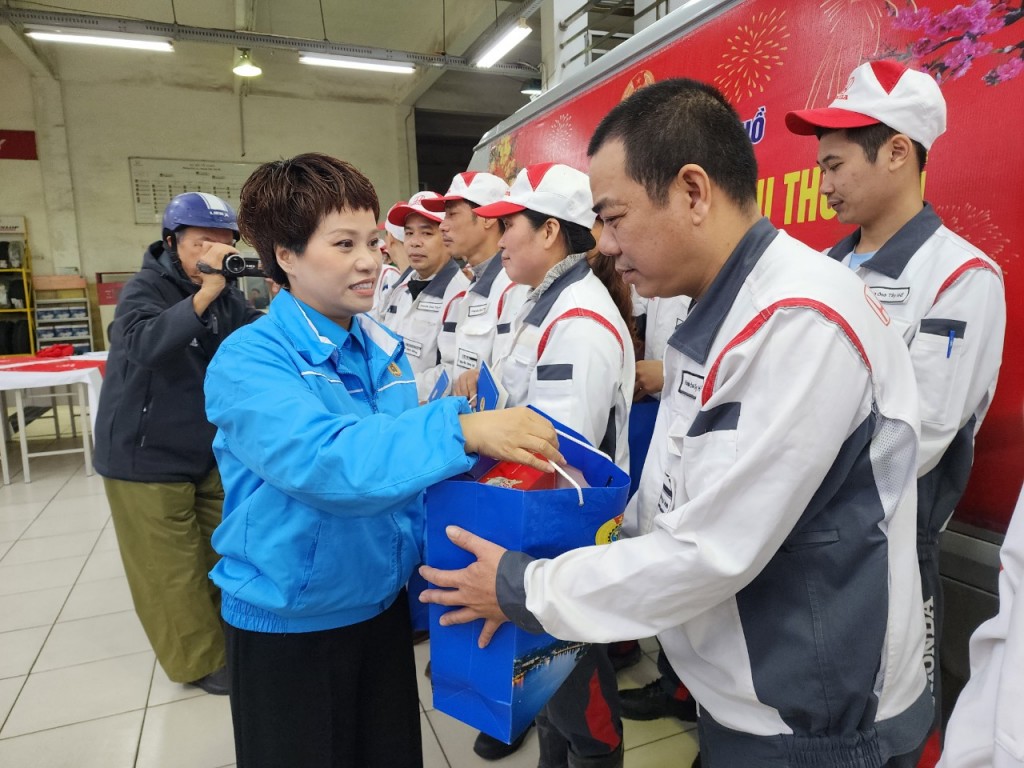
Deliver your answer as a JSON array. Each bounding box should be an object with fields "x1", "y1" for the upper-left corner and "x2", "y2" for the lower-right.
[{"x1": 890, "y1": 1, "x2": 1024, "y2": 85}]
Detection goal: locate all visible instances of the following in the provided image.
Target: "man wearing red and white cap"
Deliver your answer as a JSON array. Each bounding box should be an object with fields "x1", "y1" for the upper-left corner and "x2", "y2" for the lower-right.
[
  {"x1": 372, "y1": 204, "x2": 409, "y2": 322},
  {"x1": 787, "y1": 59, "x2": 1007, "y2": 758},
  {"x1": 380, "y1": 191, "x2": 470, "y2": 402},
  {"x1": 423, "y1": 172, "x2": 529, "y2": 383}
]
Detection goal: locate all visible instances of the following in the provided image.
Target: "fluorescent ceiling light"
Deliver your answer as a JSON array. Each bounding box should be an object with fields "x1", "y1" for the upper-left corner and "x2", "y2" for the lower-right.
[
  {"x1": 475, "y1": 18, "x2": 531, "y2": 68},
  {"x1": 298, "y1": 52, "x2": 415, "y2": 74},
  {"x1": 233, "y1": 48, "x2": 262, "y2": 77},
  {"x1": 24, "y1": 26, "x2": 174, "y2": 52},
  {"x1": 520, "y1": 78, "x2": 543, "y2": 96}
]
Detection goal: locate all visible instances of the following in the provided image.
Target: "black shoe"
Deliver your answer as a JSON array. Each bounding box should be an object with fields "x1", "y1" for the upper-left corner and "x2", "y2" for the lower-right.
[
  {"x1": 619, "y1": 679, "x2": 696, "y2": 721},
  {"x1": 473, "y1": 722, "x2": 534, "y2": 760},
  {"x1": 424, "y1": 660, "x2": 431, "y2": 679},
  {"x1": 691, "y1": 754, "x2": 701, "y2": 768},
  {"x1": 608, "y1": 642, "x2": 642, "y2": 672},
  {"x1": 187, "y1": 666, "x2": 230, "y2": 696}
]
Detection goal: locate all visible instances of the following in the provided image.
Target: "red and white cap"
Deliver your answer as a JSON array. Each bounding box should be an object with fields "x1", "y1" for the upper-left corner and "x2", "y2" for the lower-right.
[
  {"x1": 785, "y1": 60, "x2": 946, "y2": 149},
  {"x1": 383, "y1": 202, "x2": 407, "y2": 241},
  {"x1": 386, "y1": 191, "x2": 446, "y2": 228},
  {"x1": 473, "y1": 163, "x2": 596, "y2": 228},
  {"x1": 421, "y1": 172, "x2": 511, "y2": 211}
]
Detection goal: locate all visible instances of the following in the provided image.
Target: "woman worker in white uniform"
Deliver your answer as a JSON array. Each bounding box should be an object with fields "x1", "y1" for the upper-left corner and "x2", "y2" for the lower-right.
[{"x1": 454, "y1": 162, "x2": 635, "y2": 768}]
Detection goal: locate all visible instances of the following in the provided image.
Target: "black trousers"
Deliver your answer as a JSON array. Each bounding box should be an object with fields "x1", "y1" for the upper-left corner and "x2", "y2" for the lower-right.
[{"x1": 225, "y1": 591, "x2": 422, "y2": 768}]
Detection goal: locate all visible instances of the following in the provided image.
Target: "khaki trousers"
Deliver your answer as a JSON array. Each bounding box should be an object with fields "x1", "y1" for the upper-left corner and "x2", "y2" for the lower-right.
[{"x1": 104, "y1": 470, "x2": 226, "y2": 683}]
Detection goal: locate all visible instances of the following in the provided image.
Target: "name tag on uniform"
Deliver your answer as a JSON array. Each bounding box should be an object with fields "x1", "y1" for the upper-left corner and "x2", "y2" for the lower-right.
[
  {"x1": 405, "y1": 339, "x2": 423, "y2": 358},
  {"x1": 657, "y1": 476, "x2": 675, "y2": 515},
  {"x1": 869, "y1": 286, "x2": 910, "y2": 304},
  {"x1": 468, "y1": 303, "x2": 488, "y2": 317},
  {"x1": 678, "y1": 370, "x2": 704, "y2": 399},
  {"x1": 457, "y1": 348, "x2": 480, "y2": 370},
  {"x1": 418, "y1": 299, "x2": 443, "y2": 313}
]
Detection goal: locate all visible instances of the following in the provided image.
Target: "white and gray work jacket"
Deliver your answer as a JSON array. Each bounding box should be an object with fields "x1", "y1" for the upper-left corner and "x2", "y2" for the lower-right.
[
  {"x1": 635, "y1": 294, "x2": 692, "y2": 400},
  {"x1": 829, "y1": 202, "x2": 1006, "y2": 543},
  {"x1": 938, "y1": 484, "x2": 1024, "y2": 768},
  {"x1": 380, "y1": 259, "x2": 470, "y2": 402},
  {"x1": 441, "y1": 252, "x2": 528, "y2": 379},
  {"x1": 371, "y1": 263, "x2": 402, "y2": 323},
  {"x1": 493, "y1": 257, "x2": 634, "y2": 473},
  {"x1": 496, "y1": 219, "x2": 932, "y2": 765}
]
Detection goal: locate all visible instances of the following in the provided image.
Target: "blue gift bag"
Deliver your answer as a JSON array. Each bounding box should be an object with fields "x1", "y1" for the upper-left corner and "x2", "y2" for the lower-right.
[{"x1": 424, "y1": 411, "x2": 630, "y2": 743}]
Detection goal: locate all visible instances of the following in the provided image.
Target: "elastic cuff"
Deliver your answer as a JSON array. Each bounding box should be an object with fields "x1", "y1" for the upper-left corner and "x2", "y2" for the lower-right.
[{"x1": 496, "y1": 550, "x2": 544, "y2": 633}]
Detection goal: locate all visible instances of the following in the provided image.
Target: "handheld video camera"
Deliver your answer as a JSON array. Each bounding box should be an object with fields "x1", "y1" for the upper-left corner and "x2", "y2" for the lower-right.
[{"x1": 197, "y1": 253, "x2": 266, "y2": 280}]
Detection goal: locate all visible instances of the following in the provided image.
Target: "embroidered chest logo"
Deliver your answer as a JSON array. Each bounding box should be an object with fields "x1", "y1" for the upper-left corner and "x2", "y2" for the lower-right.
[
  {"x1": 864, "y1": 285, "x2": 892, "y2": 325},
  {"x1": 678, "y1": 371, "x2": 704, "y2": 399},
  {"x1": 388, "y1": 362, "x2": 402, "y2": 377}
]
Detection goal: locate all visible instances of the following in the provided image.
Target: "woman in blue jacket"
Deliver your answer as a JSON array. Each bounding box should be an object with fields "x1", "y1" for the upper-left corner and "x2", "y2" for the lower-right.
[{"x1": 203, "y1": 153, "x2": 562, "y2": 768}]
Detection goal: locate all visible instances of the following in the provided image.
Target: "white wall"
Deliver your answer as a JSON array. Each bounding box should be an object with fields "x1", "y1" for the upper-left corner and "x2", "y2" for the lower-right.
[
  {"x1": 0, "y1": 41, "x2": 417, "y2": 279},
  {"x1": 0, "y1": 44, "x2": 53, "y2": 270}
]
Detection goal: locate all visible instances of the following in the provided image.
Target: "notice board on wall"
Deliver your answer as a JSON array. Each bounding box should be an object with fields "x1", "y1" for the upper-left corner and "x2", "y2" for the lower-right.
[{"x1": 129, "y1": 157, "x2": 259, "y2": 225}]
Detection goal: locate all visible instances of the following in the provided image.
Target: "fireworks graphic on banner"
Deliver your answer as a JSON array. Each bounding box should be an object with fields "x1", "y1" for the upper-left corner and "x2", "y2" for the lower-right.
[
  {"x1": 546, "y1": 113, "x2": 576, "y2": 162},
  {"x1": 937, "y1": 202, "x2": 1016, "y2": 274},
  {"x1": 804, "y1": 0, "x2": 887, "y2": 108},
  {"x1": 713, "y1": 9, "x2": 790, "y2": 104}
]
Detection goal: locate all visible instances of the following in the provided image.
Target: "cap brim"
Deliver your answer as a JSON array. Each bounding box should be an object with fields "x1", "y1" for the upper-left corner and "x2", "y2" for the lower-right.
[
  {"x1": 785, "y1": 107, "x2": 882, "y2": 135},
  {"x1": 423, "y1": 195, "x2": 467, "y2": 212},
  {"x1": 386, "y1": 205, "x2": 443, "y2": 226},
  {"x1": 472, "y1": 200, "x2": 526, "y2": 219}
]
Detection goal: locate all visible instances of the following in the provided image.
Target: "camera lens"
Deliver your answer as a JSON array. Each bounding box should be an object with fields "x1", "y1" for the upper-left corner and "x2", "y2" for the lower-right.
[{"x1": 222, "y1": 254, "x2": 246, "y2": 276}]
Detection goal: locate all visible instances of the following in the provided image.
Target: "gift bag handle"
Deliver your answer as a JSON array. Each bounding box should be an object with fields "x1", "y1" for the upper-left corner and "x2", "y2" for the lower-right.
[{"x1": 549, "y1": 427, "x2": 615, "y2": 507}]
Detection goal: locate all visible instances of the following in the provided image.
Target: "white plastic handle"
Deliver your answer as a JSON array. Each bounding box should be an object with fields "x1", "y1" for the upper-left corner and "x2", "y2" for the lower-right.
[{"x1": 548, "y1": 459, "x2": 584, "y2": 506}]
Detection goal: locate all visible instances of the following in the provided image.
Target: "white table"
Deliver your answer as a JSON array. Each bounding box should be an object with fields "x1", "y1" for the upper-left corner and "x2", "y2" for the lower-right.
[{"x1": 0, "y1": 354, "x2": 106, "y2": 483}]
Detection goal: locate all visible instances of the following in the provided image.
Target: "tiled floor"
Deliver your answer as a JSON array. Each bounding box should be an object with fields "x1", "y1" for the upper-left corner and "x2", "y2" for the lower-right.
[{"x1": 0, "y1": 437, "x2": 699, "y2": 767}]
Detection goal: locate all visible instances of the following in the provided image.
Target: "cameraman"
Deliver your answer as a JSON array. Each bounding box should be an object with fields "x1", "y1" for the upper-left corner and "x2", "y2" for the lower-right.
[{"x1": 94, "y1": 192, "x2": 263, "y2": 695}]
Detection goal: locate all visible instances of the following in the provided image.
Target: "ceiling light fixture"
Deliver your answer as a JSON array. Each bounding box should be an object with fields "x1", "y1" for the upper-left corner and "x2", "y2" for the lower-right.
[
  {"x1": 475, "y1": 18, "x2": 531, "y2": 68},
  {"x1": 24, "y1": 25, "x2": 174, "y2": 52},
  {"x1": 232, "y1": 48, "x2": 262, "y2": 77},
  {"x1": 520, "y1": 78, "x2": 543, "y2": 97},
  {"x1": 298, "y1": 52, "x2": 415, "y2": 74}
]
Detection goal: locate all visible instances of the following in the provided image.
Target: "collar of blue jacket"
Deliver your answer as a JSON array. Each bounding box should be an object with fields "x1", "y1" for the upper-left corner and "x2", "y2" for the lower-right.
[{"x1": 269, "y1": 289, "x2": 404, "y2": 371}]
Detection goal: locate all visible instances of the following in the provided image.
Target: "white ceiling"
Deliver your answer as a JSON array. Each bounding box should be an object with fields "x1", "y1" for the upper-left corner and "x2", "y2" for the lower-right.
[{"x1": 2, "y1": 0, "x2": 544, "y2": 117}]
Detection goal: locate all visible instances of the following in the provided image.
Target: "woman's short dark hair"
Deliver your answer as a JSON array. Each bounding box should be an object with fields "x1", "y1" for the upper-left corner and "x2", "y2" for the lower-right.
[
  {"x1": 817, "y1": 124, "x2": 928, "y2": 171},
  {"x1": 238, "y1": 153, "x2": 380, "y2": 289},
  {"x1": 520, "y1": 209, "x2": 596, "y2": 254},
  {"x1": 587, "y1": 78, "x2": 758, "y2": 208}
]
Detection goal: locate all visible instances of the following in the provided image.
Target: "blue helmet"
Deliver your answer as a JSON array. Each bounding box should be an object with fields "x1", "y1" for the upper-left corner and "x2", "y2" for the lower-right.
[{"x1": 161, "y1": 192, "x2": 239, "y2": 241}]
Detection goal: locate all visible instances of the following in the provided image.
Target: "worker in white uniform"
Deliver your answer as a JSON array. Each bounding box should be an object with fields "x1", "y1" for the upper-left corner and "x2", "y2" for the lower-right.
[
  {"x1": 380, "y1": 191, "x2": 471, "y2": 402},
  {"x1": 616, "y1": 292, "x2": 701, "y2": 727},
  {"x1": 372, "y1": 201, "x2": 409, "y2": 321},
  {"x1": 420, "y1": 78, "x2": 931, "y2": 768},
  {"x1": 456, "y1": 162, "x2": 635, "y2": 767},
  {"x1": 938, "y1": 482, "x2": 1024, "y2": 768},
  {"x1": 787, "y1": 60, "x2": 1007, "y2": 757},
  {"x1": 423, "y1": 172, "x2": 528, "y2": 393}
]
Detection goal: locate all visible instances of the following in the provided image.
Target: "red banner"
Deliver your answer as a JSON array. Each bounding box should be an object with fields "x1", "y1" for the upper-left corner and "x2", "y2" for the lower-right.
[
  {"x1": 486, "y1": 0, "x2": 1024, "y2": 533},
  {"x1": 0, "y1": 130, "x2": 38, "y2": 160}
]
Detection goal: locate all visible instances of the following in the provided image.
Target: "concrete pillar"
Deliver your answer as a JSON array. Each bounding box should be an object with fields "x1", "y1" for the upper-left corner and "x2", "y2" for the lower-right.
[
  {"x1": 542, "y1": 0, "x2": 590, "y2": 89},
  {"x1": 31, "y1": 77, "x2": 83, "y2": 276}
]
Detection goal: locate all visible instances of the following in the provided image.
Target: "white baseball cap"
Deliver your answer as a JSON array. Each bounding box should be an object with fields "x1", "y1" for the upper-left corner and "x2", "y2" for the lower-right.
[
  {"x1": 383, "y1": 202, "x2": 407, "y2": 241},
  {"x1": 421, "y1": 172, "x2": 510, "y2": 211},
  {"x1": 386, "y1": 190, "x2": 446, "y2": 227},
  {"x1": 473, "y1": 163, "x2": 596, "y2": 229},
  {"x1": 785, "y1": 60, "x2": 946, "y2": 149}
]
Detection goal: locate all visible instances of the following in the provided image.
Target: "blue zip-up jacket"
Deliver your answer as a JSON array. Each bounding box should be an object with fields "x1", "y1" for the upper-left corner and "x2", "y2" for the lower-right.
[{"x1": 205, "y1": 290, "x2": 475, "y2": 633}]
